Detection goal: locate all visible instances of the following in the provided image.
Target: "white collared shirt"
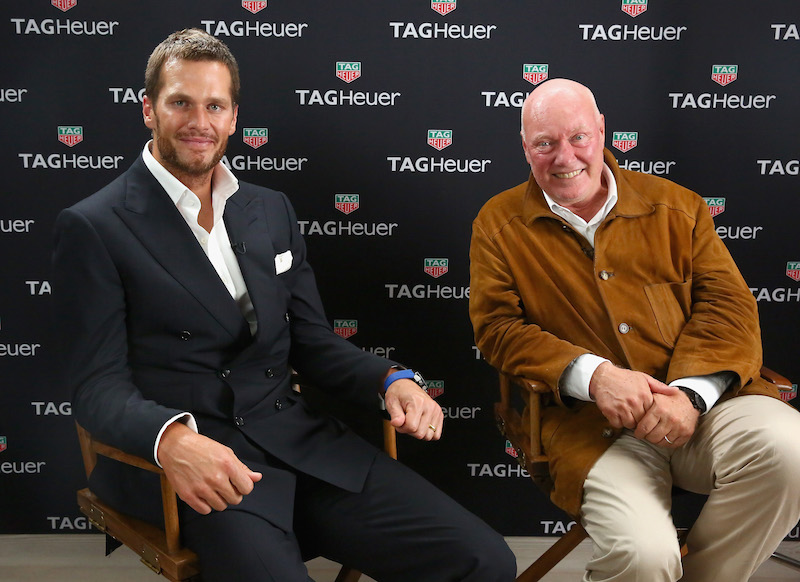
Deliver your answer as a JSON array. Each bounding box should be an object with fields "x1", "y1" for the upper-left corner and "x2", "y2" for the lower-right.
[
  {"x1": 542, "y1": 164, "x2": 618, "y2": 249},
  {"x1": 550, "y1": 164, "x2": 728, "y2": 412}
]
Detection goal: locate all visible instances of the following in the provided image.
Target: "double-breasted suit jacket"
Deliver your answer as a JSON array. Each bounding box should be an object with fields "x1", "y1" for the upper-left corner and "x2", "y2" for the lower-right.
[{"x1": 53, "y1": 155, "x2": 396, "y2": 530}]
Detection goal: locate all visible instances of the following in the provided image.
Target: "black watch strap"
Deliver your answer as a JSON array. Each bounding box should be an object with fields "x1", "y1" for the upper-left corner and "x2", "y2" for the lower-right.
[{"x1": 677, "y1": 386, "x2": 706, "y2": 414}]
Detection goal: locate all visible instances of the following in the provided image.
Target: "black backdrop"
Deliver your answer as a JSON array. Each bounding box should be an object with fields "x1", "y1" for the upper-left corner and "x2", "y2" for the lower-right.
[{"x1": 1, "y1": 0, "x2": 798, "y2": 539}]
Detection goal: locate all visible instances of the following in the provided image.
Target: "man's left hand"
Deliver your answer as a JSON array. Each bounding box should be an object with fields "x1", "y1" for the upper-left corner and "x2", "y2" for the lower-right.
[
  {"x1": 633, "y1": 385, "x2": 700, "y2": 448},
  {"x1": 384, "y1": 379, "x2": 443, "y2": 441}
]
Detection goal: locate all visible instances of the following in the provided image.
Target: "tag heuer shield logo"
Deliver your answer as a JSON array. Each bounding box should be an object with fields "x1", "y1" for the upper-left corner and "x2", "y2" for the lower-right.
[
  {"x1": 711, "y1": 65, "x2": 738, "y2": 87},
  {"x1": 424, "y1": 258, "x2": 449, "y2": 278},
  {"x1": 336, "y1": 62, "x2": 361, "y2": 83},
  {"x1": 505, "y1": 440, "x2": 518, "y2": 458},
  {"x1": 612, "y1": 131, "x2": 638, "y2": 153},
  {"x1": 523, "y1": 64, "x2": 548, "y2": 86},
  {"x1": 243, "y1": 128, "x2": 268, "y2": 149},
  {"x1": 621, "y1": 0, "x2": 647, "y2": 17},
  {"x1": 426, "y1": 380, "x2": 445, "y2": 399},
  {"x1": 780, "y1": 384, "x2": 798, "y2": 403},
  {"x1": 58, "y1": 126, "x2": 83, "y2": 147},
  {"x1": 242, "y1": 0, "x2": 267, "y2": 14},
  {"x1": 703, "y1": 197, "x2": 726, "y2": 217},
  {"x1": 0, "y1": 436, "x2": 7, "y2": 453},
  {"x1": 52, "y1": 0, "x2": 77, "y2": 11},
  {"x1": 427, "y1": 129, "x2": 452, "y2": 151},
  {"x1": 786, "y1": 262, "x2": 800, "y2": 282},
  {"x1": 333, "y1": 319, "x2": 358, "y2": 339},
  {"x1": 335, "y1": 194, "x2": 360, "y2": 215},
  {"x1": 431, "y1": 1, "x2": 457, "y2": 16}
]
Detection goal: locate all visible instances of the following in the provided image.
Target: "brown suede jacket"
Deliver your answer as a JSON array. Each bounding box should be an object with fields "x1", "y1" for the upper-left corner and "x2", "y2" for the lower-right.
[{"x1": 469, "y1": 150, "x2": 778, "y2": 516}]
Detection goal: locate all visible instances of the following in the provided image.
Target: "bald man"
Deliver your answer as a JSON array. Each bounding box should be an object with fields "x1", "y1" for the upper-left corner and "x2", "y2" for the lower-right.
[{"x1": 469, "y1": 79, "x2": 800, "y2": 582}]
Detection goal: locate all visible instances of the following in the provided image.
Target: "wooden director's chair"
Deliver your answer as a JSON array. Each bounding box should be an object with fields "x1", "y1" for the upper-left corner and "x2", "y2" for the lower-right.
[
  {"x1": 76, "y1": 382, "x2": 398, "y2": 582},
  {"x1": 495, "y1": 366, "x2": 796, "y2": 582}
]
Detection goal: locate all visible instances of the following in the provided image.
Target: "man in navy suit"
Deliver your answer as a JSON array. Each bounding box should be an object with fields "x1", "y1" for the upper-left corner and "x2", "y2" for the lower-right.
[{"x1": 52, "y1": 28, "x2": 515, "y2": 582}]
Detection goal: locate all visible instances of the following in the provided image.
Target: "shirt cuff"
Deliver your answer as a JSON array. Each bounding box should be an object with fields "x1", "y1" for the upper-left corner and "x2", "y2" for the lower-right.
[
  {"x1": 560, "y1": 354, "x2": 610, "y2": 402},
  {"x1": 669, "y1": 372, "x2": 735, "y2": 415},
  {"x1": 154, "y1": 413, "x2": 198, "y2": 467}
]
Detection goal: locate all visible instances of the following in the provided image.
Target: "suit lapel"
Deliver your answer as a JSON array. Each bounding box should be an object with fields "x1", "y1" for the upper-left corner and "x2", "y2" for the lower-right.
[
  {"x1": 223, "y1": 187, "x2": 283, "y2": 342},
  {"x1": 114, "y1": 157, "x2": 247, "y2": 340}
]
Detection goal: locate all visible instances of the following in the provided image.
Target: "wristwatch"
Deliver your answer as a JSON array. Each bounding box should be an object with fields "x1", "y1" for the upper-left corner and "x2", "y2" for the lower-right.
[
  {"x1": 677, "y1": 386, "x2": 706, "y2": 414},
  {"x1": 383, "y1": 367, "x2": 428, "y2": 393}
]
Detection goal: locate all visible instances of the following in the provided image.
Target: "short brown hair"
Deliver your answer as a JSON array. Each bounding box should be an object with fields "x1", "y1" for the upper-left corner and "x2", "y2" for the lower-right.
[{"x1": 144, "y1": 28, "x2": 240, "y2": 105}]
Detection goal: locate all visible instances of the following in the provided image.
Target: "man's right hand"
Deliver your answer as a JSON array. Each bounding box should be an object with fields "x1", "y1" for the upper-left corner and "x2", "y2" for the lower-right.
[
  {"x1": 589, "y1": 362, "x2": 673, "y2": 429},
  {"x1": 157, "y1": 422, "x2": 262, "y2": 515}
]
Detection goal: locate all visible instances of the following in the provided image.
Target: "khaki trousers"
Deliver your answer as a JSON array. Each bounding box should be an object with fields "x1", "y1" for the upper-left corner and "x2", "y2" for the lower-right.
[{"x1": 580, "y1": 395, "x2": 800, "y2": 582}]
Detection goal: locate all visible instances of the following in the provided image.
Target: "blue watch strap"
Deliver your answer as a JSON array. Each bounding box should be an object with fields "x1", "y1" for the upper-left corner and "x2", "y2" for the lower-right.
[{"x1": 384, "y1": 369, "x2": 414, "y2": 392}]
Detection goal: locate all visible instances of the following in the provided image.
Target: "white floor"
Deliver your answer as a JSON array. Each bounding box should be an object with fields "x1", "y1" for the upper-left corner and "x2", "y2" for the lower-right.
[{"x1": 0, "y1": 535, "x2": 798, "y2": 581}]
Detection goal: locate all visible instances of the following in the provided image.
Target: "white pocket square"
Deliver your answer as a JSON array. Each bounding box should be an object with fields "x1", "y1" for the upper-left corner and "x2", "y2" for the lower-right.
[{"x1": 275, "y1": 250, "x2": 293, "y2": 274}]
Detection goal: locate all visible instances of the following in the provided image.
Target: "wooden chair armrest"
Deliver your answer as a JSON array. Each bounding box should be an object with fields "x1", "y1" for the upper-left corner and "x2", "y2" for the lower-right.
[
  {"x1": 75, "y1": 421, "x2": 182, "y2": 554},
  {"x1": 496, "y1": 373, "x2": 553, "y2": 463},
  {"x1": 760, "y1": 366, "x2": 793, "y2": 392}
]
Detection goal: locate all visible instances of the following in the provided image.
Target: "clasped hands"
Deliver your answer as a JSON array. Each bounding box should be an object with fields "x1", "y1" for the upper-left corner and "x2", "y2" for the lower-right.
[
  {"x1": 158, "y1": 376, "x2": 439, "y2": 515},
  {"x1": 589, "y1": 362, "x2": 700, "y2": 448}
]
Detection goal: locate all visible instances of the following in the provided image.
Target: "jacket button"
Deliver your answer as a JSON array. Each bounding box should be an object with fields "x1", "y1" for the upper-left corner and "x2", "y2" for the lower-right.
[
  {"x1": 179, "y1": 331, "x2": 192, "y2": 340},
  {"x1": 275, "y1": 399, "x2": 283, "y2": 410},
  {"x1": 602, "y1": 428, "x2": 614, "y2": 438},
  {"x1": 218, "y1": 369, "x2": 231, "y2": 379},
  {"x1": 234, "y1": 416, "x2": 245, "y2": 427},
  {"x1": 618, "y1": 323, "x2": 630, "y2": 334},
  {"x1": 599, "y1": 271, "x2": 610, "y2": 281},
  {"x1": 266, "y1": 368, "x2": 275, "y2": 378}
]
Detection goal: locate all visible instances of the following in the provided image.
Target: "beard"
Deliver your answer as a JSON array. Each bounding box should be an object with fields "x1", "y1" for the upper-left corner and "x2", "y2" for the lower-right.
[{"x1": 153, "y1": 120, "x2": 228, "y2": 178}]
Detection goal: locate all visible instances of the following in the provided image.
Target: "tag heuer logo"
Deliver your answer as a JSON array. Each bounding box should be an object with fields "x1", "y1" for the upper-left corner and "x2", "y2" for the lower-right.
[
  {"x1": 621, "y1": 0, "x2": 647, "y2": 17},
  {"x1": 424, "y1": 258, "x2": 449, "y2": 278},
  {"x1": 335, "y1": 194, "x2": 360, "y2": 215},
  {"x1": 431, "y1": 0, "x2": 457, "y2": 16},
  {"x1": 243, "y1": 128, "x2": 268, "y2": 149},
  {"x1": 427, "y1": 129, "x2": 453, "y2": 151},
  {"x1": 780, "y1": 384, "x2": 798, "y2": 403},
  {"x1": 58, "y1": 126, "x2": 83, "y2": 147},
  {"x1": 52, "y1": 0, "x2": 77, "y2": 11},
  {"x1": 711, "y1": 65, "x2": 738, "y2": 87},
  {"x1": 787, "y1": 262, "x2": 800, "y2": 282},
  {"x1": 333, "y1": 319, "x2": 358, "y2": 339},
  {"x1": 242, "y1": 0, "x2": 267, "y2": 13},
  {"x1": 523, "y1": 64, "x2": 549, "y2": 86},
  {"x1": 703, "y1": 197, "x2": 726, "y2": 217},
  {"x1": 0, "y1": 436, "x2": 7, "y2": 453},
  {"x1": 336, "y1": 62, "x2": 361, "y2": 83},
  {"x1": 611, "y1": 131, "x2": 637, "y2": 153},
  {"x1": 505, "y1": 439, "x2": 518, "y2": 458},
  {"x1": 427, "y1": 380, "x2": 445, "y2": 399}
]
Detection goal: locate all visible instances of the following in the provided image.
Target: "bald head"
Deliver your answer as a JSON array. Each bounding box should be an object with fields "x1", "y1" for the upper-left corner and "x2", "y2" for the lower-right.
[{"x1": 521, "y1": 79, "x2": 601, "y2": 140}]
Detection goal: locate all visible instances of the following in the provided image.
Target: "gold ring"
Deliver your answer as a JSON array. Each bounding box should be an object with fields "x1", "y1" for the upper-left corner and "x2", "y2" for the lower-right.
[{"x1": 428, "y1": 424, "x2": 437, "y2": 432}]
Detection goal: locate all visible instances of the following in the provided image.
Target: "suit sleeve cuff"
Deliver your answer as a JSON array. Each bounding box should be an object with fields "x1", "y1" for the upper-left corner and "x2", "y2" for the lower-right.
[{"x1": 154, "y1": 413, "x2": 198, "y2": 467}]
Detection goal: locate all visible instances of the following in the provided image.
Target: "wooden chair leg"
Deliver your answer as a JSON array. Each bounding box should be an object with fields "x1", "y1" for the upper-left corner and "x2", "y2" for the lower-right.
[{"x1": 515, "y1": 524, "x2": 589, "y2": 582}]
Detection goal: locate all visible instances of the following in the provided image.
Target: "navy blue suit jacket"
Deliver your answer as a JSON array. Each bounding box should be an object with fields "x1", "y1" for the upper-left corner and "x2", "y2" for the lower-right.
[{"x1": 53, "y1": 155, "x2": 396, "y2": 530}]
